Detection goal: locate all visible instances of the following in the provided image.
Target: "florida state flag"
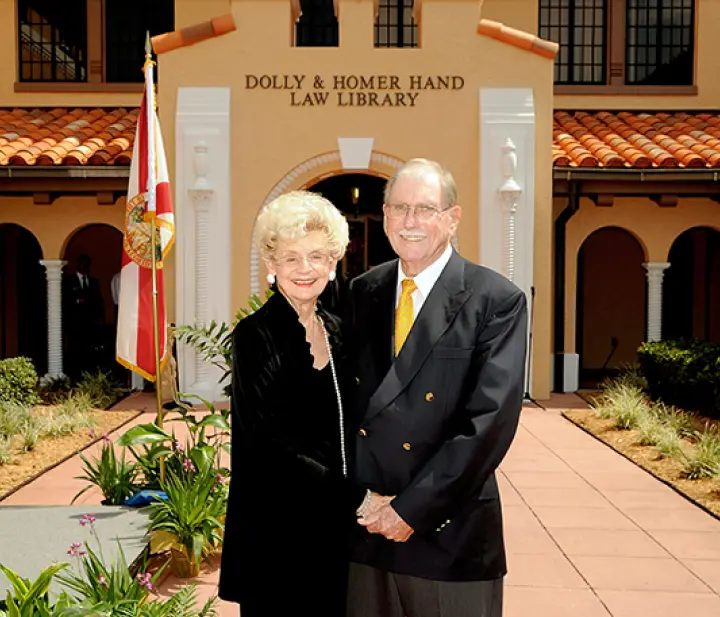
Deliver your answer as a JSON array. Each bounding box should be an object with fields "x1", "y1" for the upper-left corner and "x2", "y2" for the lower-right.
[{"x1": 116, "y1": 58, "x2": 174, "y2": 382}]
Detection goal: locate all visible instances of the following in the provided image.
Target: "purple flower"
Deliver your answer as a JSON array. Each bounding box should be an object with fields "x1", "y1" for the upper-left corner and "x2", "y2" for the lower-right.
[
  {"x1": 216, "y1": 473, "x2": 226, "y2": 484},
  {"x1": 101, "y1": 433, "x2": 111, "y2": 445},
  {"x1": 89, "y1": 427, "x2": 96, "y2": 439},
  {"x1": 67, "y1": 542, "x2": 86, "y2": 558},
  {"x1": 182, "y1": 458, "x2": 196, "y2": 473},
  {"x1": 136, "y1": 572, "x2": 153, "y2": 591},
  {"x1": 98, "y1": 574, "x2": 109, "y2": 587},
  {"x1": 80, "y1": 514, "x2": 97, "y2": 527},
  {"x1": 173, "y1": 440, "x2": 184, "y2": 452}
]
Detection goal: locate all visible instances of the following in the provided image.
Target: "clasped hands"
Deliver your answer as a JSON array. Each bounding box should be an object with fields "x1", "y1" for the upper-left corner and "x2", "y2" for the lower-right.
[{"x1": 356, "y1": 491, "x2": 414, "y2": 543}]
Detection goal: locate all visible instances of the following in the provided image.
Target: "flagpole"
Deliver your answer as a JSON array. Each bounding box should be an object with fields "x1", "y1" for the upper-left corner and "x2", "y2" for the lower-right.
[{"x1": 145, "y1": 33, "x2": 166, "y2": 483}]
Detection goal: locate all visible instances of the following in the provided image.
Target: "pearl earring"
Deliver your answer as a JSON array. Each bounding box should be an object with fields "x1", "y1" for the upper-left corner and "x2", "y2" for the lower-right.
[
  {"x1": 266, "y1": 274, "x2": 275, "y2": 285},
  {"x1": 328, "y1": 270, "x2": 336, "y2": 282}
]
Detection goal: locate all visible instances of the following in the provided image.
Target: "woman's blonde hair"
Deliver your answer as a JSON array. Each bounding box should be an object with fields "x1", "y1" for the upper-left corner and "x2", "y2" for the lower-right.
[{"x1": 255, "y1": 190, "x2": 350, "y2": 261}]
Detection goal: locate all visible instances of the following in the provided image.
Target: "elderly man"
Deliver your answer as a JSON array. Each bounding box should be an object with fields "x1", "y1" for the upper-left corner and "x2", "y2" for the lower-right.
[{"x1": 347, "y1": 158, "x2": 528, "y2": 617}]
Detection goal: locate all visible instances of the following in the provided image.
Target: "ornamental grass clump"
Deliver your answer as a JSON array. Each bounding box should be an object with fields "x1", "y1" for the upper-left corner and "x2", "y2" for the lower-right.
[
  {"x1": 682, "y1": 426, "x2": 720, "y2": 480},
  {"x1": 595, "y1": 382, "x2": 651, "y2": 430},
  {"x1": 0, "y1": 435, "x2": 11, "y2": 465},
  {"x1": 0, "y1": 401, "x2": 31, "y2": 439}
]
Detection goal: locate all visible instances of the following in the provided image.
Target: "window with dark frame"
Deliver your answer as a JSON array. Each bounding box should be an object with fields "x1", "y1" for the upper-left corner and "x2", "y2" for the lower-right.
[
  {"x1": 295, "y1": 0, "x2": 339, "y2": 47},
  {"x1": 18, "y1": 0, "x2": 87, "y2": 82},
  {"x1": 626, "y1": 0, "x2": 694, "y2": 85},
  {"x1": 375, "y1": 0, "x2": 418, "y2": 48},
  {"x1": 539, "y1": 0, "x2": 607, "y2": 85},
  {"x1": 105, "y1": 0, "x2": 175, "y2": 83}
]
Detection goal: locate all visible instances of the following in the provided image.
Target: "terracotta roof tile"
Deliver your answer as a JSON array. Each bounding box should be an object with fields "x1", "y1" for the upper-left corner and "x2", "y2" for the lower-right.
[
  {"x1": 554, "y1": 111, "x2": 720, "y2": 169},
  {"x1": 0, "y1": 107, "x2": 138, "y2": 166},
  {"x1": 477, "y1": 19, "x2": 559, "y2": 59}
]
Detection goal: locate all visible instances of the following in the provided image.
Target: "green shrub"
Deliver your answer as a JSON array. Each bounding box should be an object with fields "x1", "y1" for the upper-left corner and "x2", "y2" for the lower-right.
[
  {"x1": 0, "y1": 357, "x2": 41, "y2": 407},
  {"x1": 638, "y1": 339, "x2": 720, "y2": 418}
]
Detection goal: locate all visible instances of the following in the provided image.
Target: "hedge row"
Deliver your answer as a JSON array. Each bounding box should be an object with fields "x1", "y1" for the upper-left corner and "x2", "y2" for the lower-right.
[{"x1": 638, "y1": 339, "x2": 720, "y2": 418}]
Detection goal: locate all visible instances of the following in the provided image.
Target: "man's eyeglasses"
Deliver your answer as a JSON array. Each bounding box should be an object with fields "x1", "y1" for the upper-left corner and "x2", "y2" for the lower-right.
[
  {"x1": 384, "y1": 203, "x2": 451, "y2": 222},
  {"x1": 273, "y1": 252, "x2": 330, "y2": 269}
]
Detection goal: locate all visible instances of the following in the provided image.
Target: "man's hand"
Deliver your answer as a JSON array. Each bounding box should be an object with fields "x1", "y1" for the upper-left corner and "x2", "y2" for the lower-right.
[{"x1": 358, "y1": 503, "x2": 414, "y2": 542}]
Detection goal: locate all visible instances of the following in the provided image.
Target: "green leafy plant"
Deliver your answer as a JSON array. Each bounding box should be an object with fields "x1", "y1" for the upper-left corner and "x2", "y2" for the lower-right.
[
  {"x1": 146, "y1": 465, "x2": 225, "y2": 575},
  {"x1": 111, "y1": 585, "x2": 217, "y2": 617},
  {"x1": 0, "y1": 561, "x2": 88, "y2": 617},
  {"x1": 53, "y1": 514, "x2": 165, "y2": 616},
  {"x1": 175, "y1": 292, "x2": 270, "y2": 396},
  {"x1": 0, "y1": 357, "x2": 41, "y2": 408},
  {"x1": 118, "y1": 394, "x2": 231, "y2": 489},
  {"x1": 72, "y1": 441, "x2": 140, "y2": 505}
]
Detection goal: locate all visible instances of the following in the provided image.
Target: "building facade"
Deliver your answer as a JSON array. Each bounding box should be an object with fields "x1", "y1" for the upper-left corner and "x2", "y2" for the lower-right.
[{"x1": 0, "y1": 0, "x2": 718, "y2": 402}]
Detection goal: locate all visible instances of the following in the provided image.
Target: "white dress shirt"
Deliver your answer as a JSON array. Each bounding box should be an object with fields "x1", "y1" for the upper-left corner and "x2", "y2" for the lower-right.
[{"x1": 395, "y1": 243, "x2": 453, "y2": 322}]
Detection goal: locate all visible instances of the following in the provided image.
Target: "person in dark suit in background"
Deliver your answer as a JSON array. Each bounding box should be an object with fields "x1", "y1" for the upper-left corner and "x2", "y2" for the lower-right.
[
  {"x1": 63, "y1": 254, "x2": 104, "y2": 376},
  {"x1": 346, "y1": 159, "x2": 528, "y2": 617}
]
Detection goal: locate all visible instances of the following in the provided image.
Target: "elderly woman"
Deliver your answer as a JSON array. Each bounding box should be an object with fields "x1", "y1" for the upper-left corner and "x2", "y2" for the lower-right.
[{"x1": 218, "y1": 191, "x2": 375, "y2": 616}]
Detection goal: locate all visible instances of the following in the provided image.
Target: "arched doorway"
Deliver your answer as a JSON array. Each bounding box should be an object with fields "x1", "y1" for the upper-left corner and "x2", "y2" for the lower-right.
[
  {"x1": 576, "y1": 227, "x2": 646, "y2": 387},
  {"x1": 664, "y1": 227, "x2": 720, "y2": 343},
  {"x1": 62, "y1": 224, "x2": 123, "y2": 377},
  {"x1": 307, "y1": 173, "x2": 395, "y2": 279},
  {"x1": 0, "y1": 224, "x2": 47, "y2": 374}
]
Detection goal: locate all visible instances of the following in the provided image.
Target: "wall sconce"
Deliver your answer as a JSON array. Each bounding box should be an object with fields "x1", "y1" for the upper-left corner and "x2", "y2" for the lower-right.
[{"x1": 351, "y1": 186, "x2": 360, "y2": 206}]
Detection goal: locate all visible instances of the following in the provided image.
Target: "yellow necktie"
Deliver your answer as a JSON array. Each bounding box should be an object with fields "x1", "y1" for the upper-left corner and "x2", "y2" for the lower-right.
[{"x1": 395, "y1": 279, "x2": 417, "y2": 356}]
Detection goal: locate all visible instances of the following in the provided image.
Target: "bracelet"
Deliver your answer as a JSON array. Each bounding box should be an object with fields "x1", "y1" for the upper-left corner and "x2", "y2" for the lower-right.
[{"x1": 357, "y1": 489, "x2": 372, "y2": 518}]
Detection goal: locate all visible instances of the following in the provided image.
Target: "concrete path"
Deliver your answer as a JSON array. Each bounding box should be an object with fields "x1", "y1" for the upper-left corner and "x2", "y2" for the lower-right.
[{"x1": 2, "y1": 393, "x2": 719, "y2": 617}]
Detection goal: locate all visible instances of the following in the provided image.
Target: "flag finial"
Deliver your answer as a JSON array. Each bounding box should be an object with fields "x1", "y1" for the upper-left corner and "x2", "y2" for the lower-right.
[{"x1": 145, "y1": 31, "x2": 152, "y2": 59}]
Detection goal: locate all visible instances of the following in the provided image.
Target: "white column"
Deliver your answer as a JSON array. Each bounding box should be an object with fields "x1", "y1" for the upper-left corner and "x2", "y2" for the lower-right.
[
  {"x1": 644, "y1": 262, "x2": 670, "y2": 342},
  {"x1": 176, "y1": 88, "x2": 231, "y2": 402},
  {"x1": 39, "y1": 259, "x2": 66, "y2": 381}
]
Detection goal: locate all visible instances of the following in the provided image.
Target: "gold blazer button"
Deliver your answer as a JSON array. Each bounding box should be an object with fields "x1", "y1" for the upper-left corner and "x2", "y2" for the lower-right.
[
  {"x1": 402, "y1": 442, "x2": 412, "y2": 450},
  {"x1": 425, "y1": 392, "x2": 434, "y2": 402},
  {"x1": 359, "y1": 428, "x2": 367, "y2": 437}
]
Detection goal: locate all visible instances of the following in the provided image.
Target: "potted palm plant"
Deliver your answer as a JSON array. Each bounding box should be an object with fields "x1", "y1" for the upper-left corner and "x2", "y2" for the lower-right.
[{"x1": 145, "y1": 465, "x2": 225, "y2": 578}]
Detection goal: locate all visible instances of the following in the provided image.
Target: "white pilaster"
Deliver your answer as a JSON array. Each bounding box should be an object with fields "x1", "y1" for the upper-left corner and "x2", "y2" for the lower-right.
[
  {"x1": 480, "y1": 88, "x2": 536, "y2": 394},
  {"x1": 39, "y1": 259, "x2": 66, "y2": 380},
  {"x1": 176, "y1": 88, "x2": 232, "y2": 402},
  {"x1": 644, "y1": 262, "x2": 670, "y2": 342},
  {"x1": 479, "y1": 88, "x2": 535, "y2": 296}
]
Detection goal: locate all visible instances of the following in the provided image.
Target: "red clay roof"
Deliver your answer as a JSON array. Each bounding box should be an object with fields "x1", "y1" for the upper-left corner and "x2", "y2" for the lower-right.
[
  {"x1": 0, "y1": 107, "x2": 138, "y2": 166},
  {"x1": 4, "y1": 107, "x2": 720, "y2": 171},
  {"x1": 554, "y1": 111, "x2": 720, "y2": 169}
]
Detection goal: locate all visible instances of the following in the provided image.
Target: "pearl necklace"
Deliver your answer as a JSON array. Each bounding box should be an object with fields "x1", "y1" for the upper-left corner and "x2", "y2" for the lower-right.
[{"x1": 319, "y1": 317, "x2": 348, "y2": 478}]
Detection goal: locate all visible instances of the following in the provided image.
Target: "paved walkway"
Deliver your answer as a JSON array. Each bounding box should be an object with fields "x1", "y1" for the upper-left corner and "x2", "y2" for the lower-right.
[{"x1": 1, "y1": 392, "x2": 719, "y2": 616}]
